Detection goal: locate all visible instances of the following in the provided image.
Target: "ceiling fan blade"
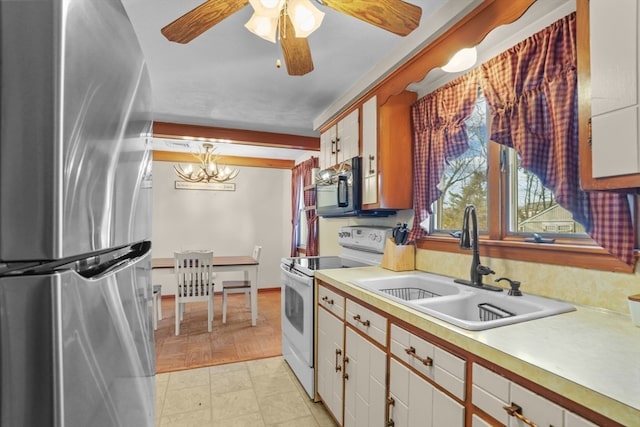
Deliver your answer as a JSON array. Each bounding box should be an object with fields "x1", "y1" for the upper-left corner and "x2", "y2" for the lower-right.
[
  {"x1": 279, "y1": 14, "x2": 314, "y2": 76},
  {"x1": 161, "y1": 0, "x2": 248, "y2": 44},
  {"x1": 321, "y1": 0, "x2": 422, "y2": 36}
]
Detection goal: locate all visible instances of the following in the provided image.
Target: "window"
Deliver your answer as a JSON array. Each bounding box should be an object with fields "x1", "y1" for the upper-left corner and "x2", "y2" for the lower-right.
[
  {"x1": 432, "y1": 93, "x2": 585, "y2": 239},
  {"x1": 296, "y1": 175, "x2": 308, "y2": 249}
]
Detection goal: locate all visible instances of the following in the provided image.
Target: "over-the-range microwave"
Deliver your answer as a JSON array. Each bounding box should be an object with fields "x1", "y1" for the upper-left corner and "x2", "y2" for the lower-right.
[{"x1": 315, "y1": 156, "x2": 395, "y2": 217}]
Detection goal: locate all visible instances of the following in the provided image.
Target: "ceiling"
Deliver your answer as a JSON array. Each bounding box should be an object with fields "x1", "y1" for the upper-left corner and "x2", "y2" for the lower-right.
[{"x1": 120, "y1": 0, "x2": 574, "y2": 160}]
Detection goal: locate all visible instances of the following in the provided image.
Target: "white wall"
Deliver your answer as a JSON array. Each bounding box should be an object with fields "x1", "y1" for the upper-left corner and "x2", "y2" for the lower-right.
[{"x1": 151, "y1": 160, "x2": 291, "y2": 295}]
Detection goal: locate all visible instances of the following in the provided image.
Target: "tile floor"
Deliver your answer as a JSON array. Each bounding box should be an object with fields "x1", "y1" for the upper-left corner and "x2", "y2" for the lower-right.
[{"x1": 156, "y1": 356, "x2": 337, "y2": 426}]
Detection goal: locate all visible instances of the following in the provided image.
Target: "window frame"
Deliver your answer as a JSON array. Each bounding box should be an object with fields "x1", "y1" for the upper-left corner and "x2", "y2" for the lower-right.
[{"x1": 418, "y1": 142, "x2": 638, "y2": 273}]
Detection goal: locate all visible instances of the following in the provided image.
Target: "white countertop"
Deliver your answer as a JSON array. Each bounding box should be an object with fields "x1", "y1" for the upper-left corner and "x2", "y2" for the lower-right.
[{"x1": 315, "y1": 266, "x2": 640, "y2": 426}]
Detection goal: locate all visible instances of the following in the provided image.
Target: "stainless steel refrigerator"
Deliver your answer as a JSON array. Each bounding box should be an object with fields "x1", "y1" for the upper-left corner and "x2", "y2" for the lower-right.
[{"x1": 0, "y1": 0, "x2": 155, "y2": 425}]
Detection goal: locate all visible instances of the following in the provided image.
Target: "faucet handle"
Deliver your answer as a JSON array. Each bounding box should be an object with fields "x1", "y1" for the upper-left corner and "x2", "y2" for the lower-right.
[
  {"x1": 477, "y1": 265, "x2": 495, "y2": 276},
  {"x1": 495, "y1": 277, "x2": 522, "y2": 296}
]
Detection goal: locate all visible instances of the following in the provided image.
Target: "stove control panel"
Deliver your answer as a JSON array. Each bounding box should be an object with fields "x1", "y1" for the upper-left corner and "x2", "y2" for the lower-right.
[{"x1": 338, "y1": 226, "x2": 393, "y2": 254}]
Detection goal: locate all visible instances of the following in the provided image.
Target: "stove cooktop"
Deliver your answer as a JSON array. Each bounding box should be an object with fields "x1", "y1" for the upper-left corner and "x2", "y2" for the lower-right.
[{"x1": 285, "y1": 256, "x2": 364, "y2": 272}]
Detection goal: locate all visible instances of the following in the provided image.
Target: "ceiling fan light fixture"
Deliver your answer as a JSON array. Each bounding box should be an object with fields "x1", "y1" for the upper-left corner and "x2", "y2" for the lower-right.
[
  {"x1": 249, "y1": 0, "x2": 285, "y2": 17},
  {"x1": 288, "y1": 0, "x2": 324, "y2": 37},
  {"x1": 442, "y1": 47, "x2": 478, "y2": 73},
  {"x1": 245, "y1": 13, "x2": 279, "y2": 43}
]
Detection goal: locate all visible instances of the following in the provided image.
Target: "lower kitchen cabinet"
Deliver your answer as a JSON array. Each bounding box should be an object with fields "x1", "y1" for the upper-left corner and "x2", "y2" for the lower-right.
[
  {"x1": 472, "y1": 363, "x2": 598, "y2": 427},
  {"x1": 315, "y1": 280, "x2": 613, "y2": 427},
  {"x1": 389, "y1": 358, "x2": 464, "y2": 427},
  {"x1": 344, "y1": 327, "x2": 386, "y2": 427},
  {"x1": 317, "y1": 304, "x2": 345, "y2": 425}
]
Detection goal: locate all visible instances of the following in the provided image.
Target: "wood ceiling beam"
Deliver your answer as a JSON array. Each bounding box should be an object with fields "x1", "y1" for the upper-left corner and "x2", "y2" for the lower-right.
[
  {"x1": 153, "y1": 121, "x2": 320, "y2": 151},
  {"x1": 152, "y1": 150, "x2": 294, "y2": 169}
]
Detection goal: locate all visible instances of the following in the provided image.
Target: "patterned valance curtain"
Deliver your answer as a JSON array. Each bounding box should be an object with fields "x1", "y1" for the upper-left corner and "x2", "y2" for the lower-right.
[
  {"x1": 408, "y1": 71, "x2": 480, "y2": 242},
  {"x1": 478, "y1": 12, "x2": 634, "y2": 265},
  {"x1": 290, "y1": 157, "x2": 319, "y2": 256},
  {"x1": 303, "y1": 157, "x2": 319, "y2": 256},
  {"x1": 410, "y1": 12, "x2": 634, "y2": 265}
]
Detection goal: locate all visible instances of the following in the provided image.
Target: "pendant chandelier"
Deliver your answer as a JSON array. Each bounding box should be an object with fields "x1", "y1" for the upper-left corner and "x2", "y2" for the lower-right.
[{"x1": 174, "y1": 143, "x2": 240, "y2": 183}]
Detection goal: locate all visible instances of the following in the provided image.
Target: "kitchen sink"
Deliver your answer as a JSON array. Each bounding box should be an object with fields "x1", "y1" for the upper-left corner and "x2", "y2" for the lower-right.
[
  {"x1": 351, "y1": 273, "x2": 575, "y2": 330},
  {"x1": 351, "y1": 273, "x2": 462, "y2": 303}
]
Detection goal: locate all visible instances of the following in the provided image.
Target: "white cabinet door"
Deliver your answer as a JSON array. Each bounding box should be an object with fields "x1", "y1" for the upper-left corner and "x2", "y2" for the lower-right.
[
  {"x1": 337, "y1": 109, "x2": 359, "y2": 164},
  {"x1": 320, "y1": 126, "x2": 337, "y2": 170},
  {"x1": 344, "y1": 326, "x2": 386, "y2": 427},
  {"x1": 389, "y1": 358, "x2": 464, "y2": 427},
  {"x1": 317, "y1": 307, "x2": 345, "y2": 425},
  {"x1": 362, "y1": 96, "x2": 378, "y2": 205},
  {"x1": 590, "y1": 0, "x2": 640, "y2": 178},
  {"x1": 389, "y1": 358, "x2": 433, "y2": 427}
]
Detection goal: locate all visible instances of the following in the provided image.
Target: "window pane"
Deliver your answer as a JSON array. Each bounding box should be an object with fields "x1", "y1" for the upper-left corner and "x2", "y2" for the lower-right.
[
  {"x1": 432, "y1": 95, "x2": 488, "y2": 231},
  {"x1": 508, "y1": 151, "x2": 585, "y2": 235}
]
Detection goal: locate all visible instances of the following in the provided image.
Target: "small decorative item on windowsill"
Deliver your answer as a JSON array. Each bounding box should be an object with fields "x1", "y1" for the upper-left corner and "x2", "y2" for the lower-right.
[{"x1": 381, "y1": 238, "x2": 415, "y2": 272}]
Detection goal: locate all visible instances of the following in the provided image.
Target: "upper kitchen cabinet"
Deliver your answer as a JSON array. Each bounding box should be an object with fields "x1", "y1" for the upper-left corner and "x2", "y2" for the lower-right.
[
  {"x1": 578, "y1": 0, "x2": 640, "y2": 190},
  {"x1": 362, "y1": 92, "x2": 416, "y2": 210},
  {"x1": 319, "y1": 109, "x2": 359, "y2": 170}
]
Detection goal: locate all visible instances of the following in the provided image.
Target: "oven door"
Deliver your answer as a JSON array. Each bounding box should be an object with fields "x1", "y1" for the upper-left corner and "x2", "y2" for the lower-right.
[{"x1": 280, "y1": 265, "x2": 314, "y2": 366}]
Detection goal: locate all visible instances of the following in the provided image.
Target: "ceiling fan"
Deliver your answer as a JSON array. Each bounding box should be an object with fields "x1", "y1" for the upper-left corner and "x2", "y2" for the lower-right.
[{"x1": 161, "y1": 0, "x2": 422, "y2": 76}]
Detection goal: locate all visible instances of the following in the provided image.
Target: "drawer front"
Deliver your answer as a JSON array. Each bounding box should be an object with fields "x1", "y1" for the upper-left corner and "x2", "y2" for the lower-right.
[
  {"x1": 433, "y1": 346, "x2": 466, "y2": 400},
  {"x1": 346, "y1": 299, "x2": 387, "y2": 346},
  {"x1": 472, "y1": 363, "x2": 510, "y2": 401},
  {"x1": 390, "y1": 324, "x2": 435, "y2": 380},
  {"x1": 509, "y1": 382, "x2": 564, "y2": 427},
  {"x1": 318, "y1": 284, "x2": 345, "y2": 319},
  {"x1": 472, "y1": 384, "x2": 509, "y2": 425},
  {"x1": 391, "y1": 324, "x2": 466, "y2": 399},
  {"x1": 472, "y1": 364, "x2": 510, "y2": 425}
]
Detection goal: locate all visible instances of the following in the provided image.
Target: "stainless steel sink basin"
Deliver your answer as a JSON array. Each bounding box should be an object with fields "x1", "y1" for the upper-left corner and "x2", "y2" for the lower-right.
[{"x1": 351, "y1": 273, "x2": 575, "y2": 330}]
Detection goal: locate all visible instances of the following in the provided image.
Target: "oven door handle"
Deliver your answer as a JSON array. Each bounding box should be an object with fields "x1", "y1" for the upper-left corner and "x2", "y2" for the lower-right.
[{"x1": 280, "y1": 264, "x2": 313, "y2": 283}]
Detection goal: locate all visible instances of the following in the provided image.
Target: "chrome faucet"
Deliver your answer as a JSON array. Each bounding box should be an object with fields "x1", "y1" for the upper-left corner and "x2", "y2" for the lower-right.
[{"x1": 454, "y1": 205, "x2": 502, "y2": 292}]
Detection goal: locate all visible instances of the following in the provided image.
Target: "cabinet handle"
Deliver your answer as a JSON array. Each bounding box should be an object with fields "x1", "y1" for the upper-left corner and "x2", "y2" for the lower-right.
[
  {"x1": 343, "y1": 356, "x2": 349, "y2": 380},
  {"x1": 353, "y1": 314, "x2": 370, "y2": 327},
  {"x1": 321, "y1": 295, "x2": 334, "y2": 305},
  {"x1": 503, "y1": 403, "x2": 538, "y2": 427},
  {"x1": 335, "y1": 349, "x2": 342, "y2": 372},
  {"x1": 368, "y1": 154, "x2": 375, "y2": 174},
  {"x1": 386, "y1": 396, "x2": 395, "y2": 427},
  {"x1": 404, "y1": 346, "x2": 433, "y2": 366},
  {"x1": 335, "y1": 137, "x2": 340, "y2": 153},
  {"x1": 331, "y1": 139, "x2": 336, "y2": 154}
]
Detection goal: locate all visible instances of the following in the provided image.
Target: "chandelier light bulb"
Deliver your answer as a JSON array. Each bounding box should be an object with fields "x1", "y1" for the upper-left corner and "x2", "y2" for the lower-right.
[{"x1": 288, "y1": 0, "x2": 324, "y2": 37}]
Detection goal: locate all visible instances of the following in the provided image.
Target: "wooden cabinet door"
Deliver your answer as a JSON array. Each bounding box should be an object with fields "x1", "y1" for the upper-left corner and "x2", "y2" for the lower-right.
[
  {"x1": 344, "y1": 326, "x2": 386, "y2": 427},
  {"x1": 320, "y1": 126, "x2": 337, "y2": 170},
  {"x1": 362, "y1": 96, "x2": 378, "y2": 205},
  {"x1": 317, "y1": 306, "x2": 345, "y2": 425},
  {"x1": 337, "y1": 109, "x2": 360, "y2": 163},
  {"x1": 578, "y1": 0, "x2": 640, "y2": 189},
  {"x1": 389, "y1": 358, "x2": 433, "y2": 427},
  {"x1": 589, "y1": 0, "x2": 639, "y2": 179}
]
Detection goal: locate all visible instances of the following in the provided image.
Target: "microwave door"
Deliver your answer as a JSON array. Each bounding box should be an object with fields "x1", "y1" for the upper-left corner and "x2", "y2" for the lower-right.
[{"x1": 337, "y1": 175, "x2": 349, "y2": 207}]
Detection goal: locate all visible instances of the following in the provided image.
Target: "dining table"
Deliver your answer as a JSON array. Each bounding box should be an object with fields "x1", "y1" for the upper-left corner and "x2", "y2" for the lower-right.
[{"x1": 152, "y1": 255, "x2": 259, "y2": 326}]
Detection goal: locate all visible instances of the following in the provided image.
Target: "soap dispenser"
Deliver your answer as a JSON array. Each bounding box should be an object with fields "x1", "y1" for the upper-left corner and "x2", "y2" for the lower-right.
[{"x1": 495, "y1": 277, "x2": 522, "y2": 296}]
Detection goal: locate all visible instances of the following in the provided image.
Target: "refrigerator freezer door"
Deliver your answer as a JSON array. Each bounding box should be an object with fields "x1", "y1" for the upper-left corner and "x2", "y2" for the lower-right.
[
  {"x1": 0, "y1": 247, "x2": 154, "y2": 426},
  {"x1": 0, "y1": 0, "x2": 152, "y2": 262}
]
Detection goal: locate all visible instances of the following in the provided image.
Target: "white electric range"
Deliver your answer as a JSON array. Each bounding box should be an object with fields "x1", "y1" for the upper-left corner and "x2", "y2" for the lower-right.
[{"x1": 280, "y1": 225, "x2": 392, "y2": 398}]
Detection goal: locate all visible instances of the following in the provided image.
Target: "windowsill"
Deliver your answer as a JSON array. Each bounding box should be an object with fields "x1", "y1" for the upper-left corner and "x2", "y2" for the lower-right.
[{"x1": 417, "y1": 236, "x2": 637, "y2": 273}]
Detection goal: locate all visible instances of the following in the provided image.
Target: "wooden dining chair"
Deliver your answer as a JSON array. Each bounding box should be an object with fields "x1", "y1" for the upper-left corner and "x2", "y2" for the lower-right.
[
  {"x1": 221, "y1": 245, "x2": 261, "y2": 324},
  {"x1": 174, "y1": 250, "x2": 215, "y2": 335}
]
